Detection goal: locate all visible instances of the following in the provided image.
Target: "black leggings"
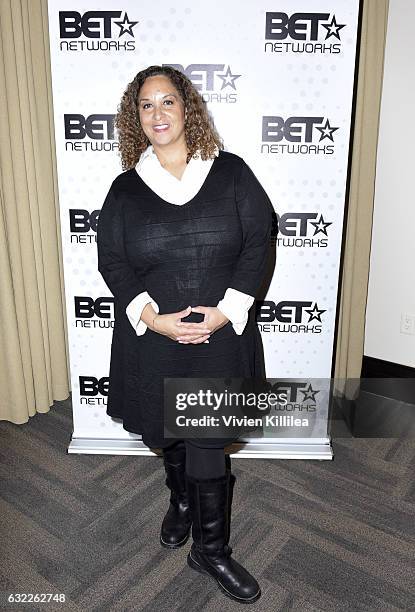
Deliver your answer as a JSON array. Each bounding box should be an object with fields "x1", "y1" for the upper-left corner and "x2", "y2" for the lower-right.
[{"x1": 162, "y1": 439, "x2": 231, "y2": 479}]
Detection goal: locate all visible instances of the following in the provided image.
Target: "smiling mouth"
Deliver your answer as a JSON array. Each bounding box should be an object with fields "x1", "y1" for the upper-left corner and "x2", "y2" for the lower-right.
[{"x1": 153, "y1": 124, "x2": 169, "y2": 132}]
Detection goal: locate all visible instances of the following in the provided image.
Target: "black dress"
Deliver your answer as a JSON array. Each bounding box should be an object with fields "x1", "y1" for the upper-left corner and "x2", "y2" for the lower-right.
[{"x1": 97, "y1": 150, "x2": 273, "y2": 449}]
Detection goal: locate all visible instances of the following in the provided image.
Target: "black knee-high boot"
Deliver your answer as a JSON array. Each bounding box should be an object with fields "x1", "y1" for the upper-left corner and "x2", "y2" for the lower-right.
[
  {"x1": 186, "y1": 471, "x2": 261, "y2": 604},
  {"x1": 160, "y1": 442, "x2": 192, "y2": 548},
  {"x1": 225, "y1": 456, "x2": 235, "y2": 547}
]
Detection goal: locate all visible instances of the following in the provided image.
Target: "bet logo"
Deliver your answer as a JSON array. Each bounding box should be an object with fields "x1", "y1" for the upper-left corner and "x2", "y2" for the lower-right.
[{"x1": 59, "y1": 11, "x2": 138, "y2": 39}]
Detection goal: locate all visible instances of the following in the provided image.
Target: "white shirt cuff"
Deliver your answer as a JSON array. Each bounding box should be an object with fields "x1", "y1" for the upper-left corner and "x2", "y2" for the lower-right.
[
  {"x1": 126, "y1": 292, "x2": 159, "y2": 335},
  {"x1": 217, "y1": 288, "x2": 255, "y2": 335}
]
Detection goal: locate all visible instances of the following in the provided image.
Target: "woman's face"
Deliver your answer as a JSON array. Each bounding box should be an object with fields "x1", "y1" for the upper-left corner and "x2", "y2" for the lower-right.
[{"x1": 138, "y1": 75, "x2": 186, "y2": 150}]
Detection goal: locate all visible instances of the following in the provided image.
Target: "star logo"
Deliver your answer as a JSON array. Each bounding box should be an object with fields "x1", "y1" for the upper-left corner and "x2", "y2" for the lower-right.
[
  {"x1": 299, "y1": 383, "x2": 320, "y2": 403},
  {"x1": 305, "y1": 303, "x2": 326, "y2": 323},
  {"x1": 114, "y1": 13, "x2": 138, "y2": 37},
  {"x1": 217, "y1": 66, "x2": 241, "y2": 91},
  {"x1": 310, "y1": 214, "x2": 333, "y2": 236},
  {"x1": 316, "y1": 119, "x2": 339, "y2": 142},
  {"x1": 322, "y1": 15, "x2": 346, "y2": 40}
]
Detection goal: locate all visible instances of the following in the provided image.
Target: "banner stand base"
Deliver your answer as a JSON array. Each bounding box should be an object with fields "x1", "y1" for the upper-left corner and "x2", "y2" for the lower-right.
[{"x1": 68, "y1": 436, "x2": 333, "y2": 460}]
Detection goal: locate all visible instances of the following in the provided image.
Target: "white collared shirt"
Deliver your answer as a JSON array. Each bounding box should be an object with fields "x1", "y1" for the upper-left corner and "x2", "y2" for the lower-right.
[
  {"x1": 126, "y1": 145, "x2": 254, "y2": 336},
  {"x1": 136, "y1": 143, "x2": 219, "y2": 205}
]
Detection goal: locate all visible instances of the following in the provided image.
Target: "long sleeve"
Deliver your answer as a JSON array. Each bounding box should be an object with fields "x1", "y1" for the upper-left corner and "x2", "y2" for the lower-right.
[
  {"x1": 229, "y1": 161, "x2": 273, "y2": 296},
  {"x1": 217, "y1": 287, "x2": 254, "y2": 335},
  {"x1": 97, "y1": 186, "x2": 146, "y2": 311},
  {"x1": 126, "y1": 292, "x2": 159, "y2": 335}
]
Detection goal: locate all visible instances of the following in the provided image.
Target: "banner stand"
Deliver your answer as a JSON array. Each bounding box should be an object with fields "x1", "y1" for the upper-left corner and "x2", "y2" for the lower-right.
[
  {"x1": 68, "y1": 437, "x2": 333, "y2": 460},
  {"x1": 47, "y1": 1, "x2": 360, "y2": 460}
]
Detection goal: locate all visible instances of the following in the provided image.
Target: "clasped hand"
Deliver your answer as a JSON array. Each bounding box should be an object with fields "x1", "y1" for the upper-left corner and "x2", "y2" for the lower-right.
[{"x1": 152, "y1": 305, "x2": 229, "y2": 343}]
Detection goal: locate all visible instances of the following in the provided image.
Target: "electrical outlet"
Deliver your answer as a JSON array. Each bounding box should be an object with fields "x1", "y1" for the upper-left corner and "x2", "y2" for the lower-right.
[{"x1": 400, "y1": 313, "x2": 415, "y2": 335}]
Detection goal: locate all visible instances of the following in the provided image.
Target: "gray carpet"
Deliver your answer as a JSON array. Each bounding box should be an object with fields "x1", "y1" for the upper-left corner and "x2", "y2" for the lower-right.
[{"x1": 0, "y1": 397, "x2": 414, "y2": 611}]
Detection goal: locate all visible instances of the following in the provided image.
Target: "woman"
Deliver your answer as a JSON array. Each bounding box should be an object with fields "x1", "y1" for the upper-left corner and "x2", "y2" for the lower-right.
[{"x1": 97, "y1": 65, "x2": 273, "y2": 604}]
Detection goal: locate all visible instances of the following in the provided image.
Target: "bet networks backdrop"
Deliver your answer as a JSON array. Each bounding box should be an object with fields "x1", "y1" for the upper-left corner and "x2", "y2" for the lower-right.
[{"x1": 47, "y1": 0, "x2": 361, "y2": 458}]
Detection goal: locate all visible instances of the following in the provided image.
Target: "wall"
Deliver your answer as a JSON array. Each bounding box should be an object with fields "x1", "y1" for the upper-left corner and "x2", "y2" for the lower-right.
[{"x1": 364, "y1": 0, "x2": 415, "y2": 368}]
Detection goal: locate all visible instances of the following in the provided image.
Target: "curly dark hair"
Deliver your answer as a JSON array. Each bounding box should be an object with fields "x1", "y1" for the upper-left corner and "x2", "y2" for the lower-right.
[{"x1": 115, "y1": 65, "x2": 223, "y2": 170}]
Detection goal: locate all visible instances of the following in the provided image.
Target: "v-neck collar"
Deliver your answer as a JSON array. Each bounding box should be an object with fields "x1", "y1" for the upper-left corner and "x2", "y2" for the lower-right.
[{"x1": 135, "y1": 145, "x2": 219, "y2": 205}]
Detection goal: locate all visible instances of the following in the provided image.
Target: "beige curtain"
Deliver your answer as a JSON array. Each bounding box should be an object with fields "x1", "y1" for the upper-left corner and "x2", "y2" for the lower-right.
[
  {"x1": 334, "y1": 0, "x2": 390, "y2": 385},
  {"x1": 0, "y1": 0, "x2": 388, "y2": 424},
  {"x1": 0, "y1": 0, "x2": 69, "y2": 425}
]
